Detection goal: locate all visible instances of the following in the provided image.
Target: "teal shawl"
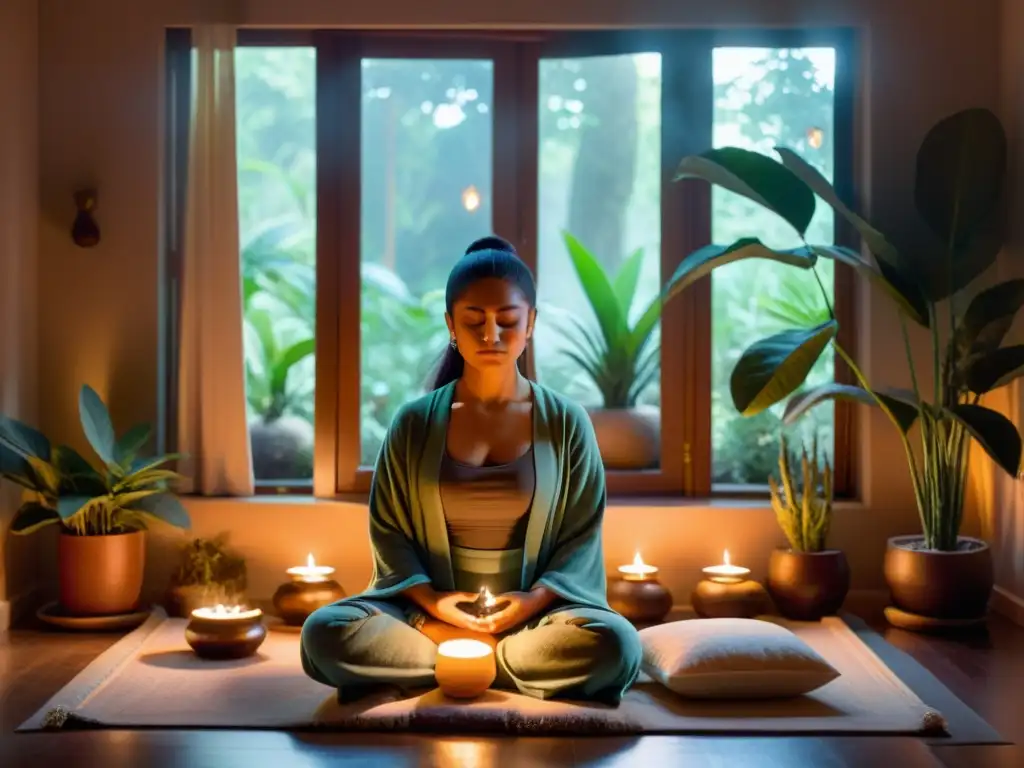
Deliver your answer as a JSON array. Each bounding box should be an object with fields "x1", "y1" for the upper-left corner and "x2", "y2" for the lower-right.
[{"x1": 358, "y1": 380, "x2": 611, "y2": 612}]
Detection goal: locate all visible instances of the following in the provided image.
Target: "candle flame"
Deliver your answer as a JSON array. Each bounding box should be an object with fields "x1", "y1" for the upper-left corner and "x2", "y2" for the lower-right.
[
  {"x1": 462, "y1": 185, "x2": 481, "y2": 212},
  {"x1": 306, "y1": 552, "x2": 315, "y2": 568},
  {"x1": 481, "y1": 587, "x2": 496, "y2": 607},
  {"x1": 723, "y1": 549, "x2": 731, "y2": 566},
  {"x1": 632, "y1": 551, "x2": 645, "y2": 568}
]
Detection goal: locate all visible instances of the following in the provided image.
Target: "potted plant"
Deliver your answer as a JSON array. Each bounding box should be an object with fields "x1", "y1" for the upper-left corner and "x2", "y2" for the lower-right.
[
  {"x1": 0, "y1": 385, "x2": 190, "y2": 616},
  {"x1": 665, "y1": 107, "x2": 1016, "y2": 626},
  {"x1": 766, "y1": 435, "x2": 849, "y2": 620},
  {"x1": 165, "y1": 534, "x2": 248, "y2": 618},
  {"x1": 556, "y1": 231, "x2": 662, "y2": 469}
]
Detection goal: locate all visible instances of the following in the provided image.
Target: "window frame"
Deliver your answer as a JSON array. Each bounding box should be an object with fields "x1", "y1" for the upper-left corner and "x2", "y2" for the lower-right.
[{"x1": 165, "y1": 25, "x2": 860, "y2": 501}]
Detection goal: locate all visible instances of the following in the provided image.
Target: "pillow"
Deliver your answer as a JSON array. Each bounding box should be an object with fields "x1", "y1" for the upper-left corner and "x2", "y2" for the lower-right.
[{"x1": 638, "y1": 618, "x2": 840, "y2": 699}]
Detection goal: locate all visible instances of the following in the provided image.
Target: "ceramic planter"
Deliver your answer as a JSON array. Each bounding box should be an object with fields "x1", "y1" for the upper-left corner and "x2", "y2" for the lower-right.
[
  {"x1": 58, "y1": 530, "x2": 145, "y2": 616},
  {"x1": 766, "y1": 548, "x2": 850, "y2": 621},
  {"x1": 587, "y1": 405, "x2": 660, "y2": 470},
  {"x1": 883, "y1": 535, "x2": 992, "y2": 620}
]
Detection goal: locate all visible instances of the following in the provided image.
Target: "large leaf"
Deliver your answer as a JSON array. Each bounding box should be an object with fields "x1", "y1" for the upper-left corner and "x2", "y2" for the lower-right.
[
  {"x1": 665, "y1": 238, "x2": 817, "y2": 302},
  {"x1": 730, "y1": 321, "x2": 839, "y2": 416},
  {"x1": 810, "y1": 245, "x2": 929, "y2": 327},
  {"x1": 115, "y1": 424, "x2": 152, "y2": 466},
  {"x1": 775, "y1": 147, "x2": 932, "y2": 327},
  {"x1": 945, "y1": 403, "x2": 1022, "y2": 478},
  {"x1": 79, "y1": 385, "x2": 117, "y2": 466},
  {"x1": 57, "y1": 495, "x2": 95, "y2": 521},
  {"x1": 955, "y1": 279, "x2": 1024, "y2": 357},
  {"x1": 563, "y1": 232, "x2": 627, "y2": 350},
  {"x1": 628, "y1": 297, "x2": 662, "y2": 358},
  {"x1": 0, "y1": 442, "x2": 33, "y2": 483},
  {"x1": 915, "y1": 108, "x2": 1007, "y2": 251},
  {"x1": 963, "y1": 345, "x2": 1024, "y2": 394},
  {"x1": 783, "y1": 382, "x2": 920, "y2": 434},
  {"x1": 775, "y1": 147, "x2": 900, "y2": 264},
  {"x1": 9, "y1": 501, "x2": 60, "y2": 535},
  {"x1": 126, "y1": 492, "x2": 191, "y2": 530},
  {"x1": 271, "y1": 338, "x2": 315, "y2": 397},
  {"x1": 0, "y1": 414, "x2": 52, "y2": 461},
  {"x1": 611, "y1": 247, "x2": 645, "y2": 317},
  {"x1": 675, "y1": 147, "x2": 816, "y2": 237}
]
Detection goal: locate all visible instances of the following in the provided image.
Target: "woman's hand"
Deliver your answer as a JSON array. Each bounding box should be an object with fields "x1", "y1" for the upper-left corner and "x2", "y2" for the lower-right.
[
  {"x1": 429, "y1": 591, "x2": 490, "y2": 632},
  {"x1": 475, "y1": 591, "x2": 545, "y2": 635}
]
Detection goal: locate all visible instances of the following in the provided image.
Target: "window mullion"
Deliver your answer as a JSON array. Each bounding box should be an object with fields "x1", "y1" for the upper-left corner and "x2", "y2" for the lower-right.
[{"x1": 661, "y1": 32, "x2": 714, "y2": 497}]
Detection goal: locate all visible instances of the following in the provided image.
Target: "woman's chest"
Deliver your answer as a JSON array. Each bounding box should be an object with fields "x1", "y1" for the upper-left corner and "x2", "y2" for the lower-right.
[{"x1": 445, "y1": 405, "x2": 533, "y2": 466}]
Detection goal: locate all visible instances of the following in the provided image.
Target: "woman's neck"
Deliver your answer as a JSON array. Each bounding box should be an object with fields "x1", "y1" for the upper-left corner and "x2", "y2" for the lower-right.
[{"x1": 457, "y1": 365, "x2": 530, "y2": 403}]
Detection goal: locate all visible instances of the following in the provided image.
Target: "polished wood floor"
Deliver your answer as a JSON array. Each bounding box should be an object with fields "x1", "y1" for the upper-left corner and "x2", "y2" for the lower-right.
[{"x1": 1, "y1": 603, "x2": 1021, "y2": 767}]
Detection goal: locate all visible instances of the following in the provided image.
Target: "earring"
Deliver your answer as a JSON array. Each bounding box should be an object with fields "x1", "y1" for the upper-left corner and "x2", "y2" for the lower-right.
[{"x1": 450, "y1": 337, "x2": 458, "y2": 350}]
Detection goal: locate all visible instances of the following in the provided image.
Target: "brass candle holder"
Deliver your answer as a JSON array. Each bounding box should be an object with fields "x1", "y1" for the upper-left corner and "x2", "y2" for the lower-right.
[
  {"x1": 272, "y1": 553, "x2": 346, "y2": 627},
  {"x1": 691, "y1": 550, "x2": 769, "y2": 619},
  {"x1": 607, "y1": 552, "x2": 672, "y2": 625},
  {"x1": 185, "y1": 604, "x2": 267, "y2": 659}
]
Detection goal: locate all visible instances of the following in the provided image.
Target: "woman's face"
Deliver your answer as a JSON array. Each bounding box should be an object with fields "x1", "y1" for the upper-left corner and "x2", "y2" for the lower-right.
[{"x1": 446, "y1": 278, "x2": 535, "y2": 372}]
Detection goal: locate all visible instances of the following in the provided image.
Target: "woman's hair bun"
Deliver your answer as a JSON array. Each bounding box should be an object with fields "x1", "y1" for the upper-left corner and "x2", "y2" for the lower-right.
[{"x1": 465, "y1": 235, "x2": 517, "y2": 256}]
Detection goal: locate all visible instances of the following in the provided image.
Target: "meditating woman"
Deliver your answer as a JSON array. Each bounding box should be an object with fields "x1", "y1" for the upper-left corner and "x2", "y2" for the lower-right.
[{"x1": 300, "y1": 236, "x2": 642, "y2": 704}]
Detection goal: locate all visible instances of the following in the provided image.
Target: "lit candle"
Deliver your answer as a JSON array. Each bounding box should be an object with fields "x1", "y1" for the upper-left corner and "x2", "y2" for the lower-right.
[
  {"x1": 185, "y1": 603, "x2": 267, "y2": 659},
  {"x1": 286, "y1": 552, "x2": 335, "y2": 583},
  {"x1": 702, "y1": 550, "x2": 751, "y2": 584},
  {"x1": 618, "y1": 551, "x2": 659, "y2": 582},
  {"x1": 435, "y1": 638, "x2": 497, "y2": 698},
  {"x1": 191, "y1": 603, "x2": 263, "y2": 621}
]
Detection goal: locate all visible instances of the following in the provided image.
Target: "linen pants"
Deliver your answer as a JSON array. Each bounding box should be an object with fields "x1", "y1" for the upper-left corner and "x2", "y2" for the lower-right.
[{"x1": 300, "y1": 596, "x2": 643, "y2": 704}]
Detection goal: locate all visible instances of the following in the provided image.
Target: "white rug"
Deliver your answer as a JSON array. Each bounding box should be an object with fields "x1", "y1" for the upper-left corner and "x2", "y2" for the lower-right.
[{"x1": 16, "y1": 610, "x2": 976, "y2": 737}]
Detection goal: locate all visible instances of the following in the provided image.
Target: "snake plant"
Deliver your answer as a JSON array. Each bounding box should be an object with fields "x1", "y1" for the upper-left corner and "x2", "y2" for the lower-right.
[{"x1": 769, "y1": 436, "x2": 834, "y2": 552}]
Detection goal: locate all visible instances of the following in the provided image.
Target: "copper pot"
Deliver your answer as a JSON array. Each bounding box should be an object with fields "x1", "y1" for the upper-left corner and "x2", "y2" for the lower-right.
[
  {"x1": 884, "y1": 535, "x2": 992, "y2": 620},
  {"x1": 607, "y1": 575, "x2": 673, "y2": 625},
  {"x1": 58, "y1": 530, "x2": 146, "y2": 616},
  {"x1": 766, "y1": 548, "x2": 850, "y2": 621},
  {"x1": 587, "y1": 406, "x2": 660, "y2": 470}
]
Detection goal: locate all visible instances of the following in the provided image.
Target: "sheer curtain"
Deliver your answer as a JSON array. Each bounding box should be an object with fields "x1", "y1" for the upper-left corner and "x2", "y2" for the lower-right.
[{"x1": 175, "y1": 24, "x2": 254, "y2": 495}]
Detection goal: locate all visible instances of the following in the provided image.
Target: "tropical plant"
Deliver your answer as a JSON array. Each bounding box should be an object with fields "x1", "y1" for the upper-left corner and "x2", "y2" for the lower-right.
[
  {"x1": 769, "y1": 436, "x2": 834, "y2": 552},
  {"x1": 557, "y1": 231, "x2": 662, "y2": 408},
  {"x1": 0, "y1": 385, "x2": 190, "y2": 536},
  {"x1": 171, "y1": 534, "x2": 247, "y2": 592},
  {"x1": 665, "y1": 107, "x2": 1019, "y2": 552}
]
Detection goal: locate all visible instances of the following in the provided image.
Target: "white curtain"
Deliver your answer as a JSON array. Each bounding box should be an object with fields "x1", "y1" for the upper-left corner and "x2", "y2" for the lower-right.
[{"x1": 176, "y1": 24, "x2": 254, "y2": 495}]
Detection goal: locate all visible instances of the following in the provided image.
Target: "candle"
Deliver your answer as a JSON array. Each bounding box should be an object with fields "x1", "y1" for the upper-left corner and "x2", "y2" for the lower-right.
[
  {"x1": 185, "y1": 603, "x2": 267, "y2": 659},
  {"x1": 702, "y1": 549, "x2": 752, "y2": 584},
  {"x1": 191, "y1": 604, "x2": 263, "y2": 621},
  {"x1": 286, "y1": 552, "x2": 335, "y2": 583},
  {"x1": 274, "y1": 554, "x2": 346, "y2": 627},
  {"x1": 435, "y1": 638, "x2": 496, "y2": 698},
  {"x1": 618, "y1": 551, "x2": 659, "y2": 581},
  {"x1": 609, "y1": 551, "x2": 672, "y2": 624}
]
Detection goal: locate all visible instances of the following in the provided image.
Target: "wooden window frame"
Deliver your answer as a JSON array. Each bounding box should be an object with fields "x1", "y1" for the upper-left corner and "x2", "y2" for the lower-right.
[{"x1": 166, "y1": 26, "x2": 861, "y2": 501}]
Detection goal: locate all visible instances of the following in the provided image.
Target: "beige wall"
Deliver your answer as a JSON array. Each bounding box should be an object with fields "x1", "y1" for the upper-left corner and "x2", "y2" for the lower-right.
[
  {"x1": 30, "y1": 0, "x2": 1003, "y2": 607},
  {"x1": 989, "y1": 0, "x2": 1024, "y2": 619},
  {"x1": 0, "y1": 0, "x2": 41, "y2": 628}
]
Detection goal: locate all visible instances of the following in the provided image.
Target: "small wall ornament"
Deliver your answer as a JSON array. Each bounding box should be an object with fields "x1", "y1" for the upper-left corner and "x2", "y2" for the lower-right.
[{"x1": 71, "y1": 189, "x2": 101, "y2": 248}]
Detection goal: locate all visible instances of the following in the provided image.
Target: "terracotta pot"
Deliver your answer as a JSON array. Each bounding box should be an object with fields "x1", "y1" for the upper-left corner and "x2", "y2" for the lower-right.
[
  {"x1": 58, "y1": 530, "x2": 146, "y2": 616},
  {"x1": 766, "y1": 548, "x2": 850, "y2": 621},
  {"x1": 884, "y1": 535, "x2": 992, "y2": 620},
  {"x1": 587, "y1": 406, "x2": 660, "y2": 470}
]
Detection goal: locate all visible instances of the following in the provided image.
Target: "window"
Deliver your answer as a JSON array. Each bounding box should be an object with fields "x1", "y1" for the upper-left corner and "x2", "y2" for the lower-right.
[{"x1": 165, "y1": 28, "x2": 858, "y2": 498}]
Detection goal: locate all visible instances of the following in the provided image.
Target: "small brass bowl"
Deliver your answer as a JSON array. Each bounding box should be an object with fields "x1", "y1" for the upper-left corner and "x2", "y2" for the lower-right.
[{"x1": 185, "y1": 607, "x2": 267, "y2": 659}]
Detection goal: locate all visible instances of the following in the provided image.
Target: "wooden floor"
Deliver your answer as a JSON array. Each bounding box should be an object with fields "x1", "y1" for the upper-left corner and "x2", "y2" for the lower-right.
[{"x1": 1, "y1": 604, "x2": 1021, "y2": 768}]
